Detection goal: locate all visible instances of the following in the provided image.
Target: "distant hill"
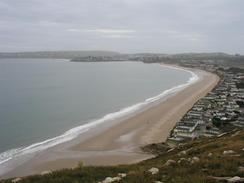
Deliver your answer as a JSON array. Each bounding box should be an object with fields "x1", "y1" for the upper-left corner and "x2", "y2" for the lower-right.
[
  {"x1": 170, "y1": 52, "x2": 231, "y2": 58},
  {"x1": 1, "y1": 51, "x2": 243, "y2": 68},
  {"x1": 0, "y1": 51, "x2": 120, "y2": 59},
  {"x1": 0, "y1": 51, "x2": 238, "y2": 60}
]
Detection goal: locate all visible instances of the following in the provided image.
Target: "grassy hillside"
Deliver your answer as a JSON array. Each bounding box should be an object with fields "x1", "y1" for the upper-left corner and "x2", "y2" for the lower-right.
[{"x1": 1, "y1": 129, "x2": 244, "y2": 183}]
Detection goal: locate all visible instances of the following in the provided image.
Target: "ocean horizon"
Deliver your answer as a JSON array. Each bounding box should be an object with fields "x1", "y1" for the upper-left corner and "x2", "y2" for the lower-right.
[{"x1": 0, "y1": 59, "x2": 197, "y2": 168}]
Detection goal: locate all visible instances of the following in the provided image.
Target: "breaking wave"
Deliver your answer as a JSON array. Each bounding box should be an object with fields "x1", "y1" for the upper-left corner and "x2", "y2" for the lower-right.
[{"x1": 0, "y1": 65, "x2": 199, "y2": 171}]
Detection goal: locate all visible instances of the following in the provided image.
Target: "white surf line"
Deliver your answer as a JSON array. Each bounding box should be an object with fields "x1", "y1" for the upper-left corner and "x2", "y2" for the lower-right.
[{"x1": 0, "y1": 64, "x2": 199, "y2": 176}]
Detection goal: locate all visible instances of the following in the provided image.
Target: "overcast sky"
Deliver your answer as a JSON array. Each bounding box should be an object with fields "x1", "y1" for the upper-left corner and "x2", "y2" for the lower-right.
[{"x1": 0, "y1": 0, "x2": 243, "y2": 53}]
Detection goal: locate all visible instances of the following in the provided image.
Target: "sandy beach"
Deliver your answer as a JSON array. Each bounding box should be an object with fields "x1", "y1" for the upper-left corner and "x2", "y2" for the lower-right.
[{"x1": 1, "y1": 64, "x2": 220, "y2": 179}]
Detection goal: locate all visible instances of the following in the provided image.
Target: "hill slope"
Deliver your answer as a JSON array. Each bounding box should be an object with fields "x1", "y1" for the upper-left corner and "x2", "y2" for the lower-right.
[{"x1": 1, "y1": 129, "x2": 244, "y2": 183}]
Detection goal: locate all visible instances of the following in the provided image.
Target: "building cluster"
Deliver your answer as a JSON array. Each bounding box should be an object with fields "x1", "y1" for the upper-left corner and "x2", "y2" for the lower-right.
[
  {"x1": 71, "y1": 56, "x2": 127, "y2": 62},
  {"x1": 167, "y1": 61, "x2": 244, "y2": 145}
]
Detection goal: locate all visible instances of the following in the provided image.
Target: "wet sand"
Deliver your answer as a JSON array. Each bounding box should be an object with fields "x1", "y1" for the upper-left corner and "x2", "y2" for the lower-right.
[{"x1": 1, "y1": 65, "x2": 219, "y2": 179}]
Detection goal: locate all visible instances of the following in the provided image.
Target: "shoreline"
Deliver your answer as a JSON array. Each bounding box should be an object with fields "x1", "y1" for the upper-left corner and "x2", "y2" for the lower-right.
[
  {"x1": 0, "y1": 64, "x2": 220, "y2": 179},
  {"x1": 0, "y1": 61, "x2": 197, "y2": 166}
]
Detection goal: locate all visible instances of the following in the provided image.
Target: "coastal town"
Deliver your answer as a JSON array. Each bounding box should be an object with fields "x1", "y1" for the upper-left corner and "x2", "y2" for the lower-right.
[
  {"x1": 166, "y1": 61, "x2": 244, "y2": 145},
  {"x1": 1, "y1": 0, "x2": 244, "y2": 182}
]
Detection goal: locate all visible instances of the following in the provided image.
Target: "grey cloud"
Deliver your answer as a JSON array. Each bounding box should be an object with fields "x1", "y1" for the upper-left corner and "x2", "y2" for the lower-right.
[{"x1": 0, "y1": 0, "x2": 243, "y2": 53}]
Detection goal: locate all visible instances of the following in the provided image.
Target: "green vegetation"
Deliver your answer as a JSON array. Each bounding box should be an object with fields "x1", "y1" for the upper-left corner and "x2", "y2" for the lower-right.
[
  {"x1": 212, "y1": 116, "x2": 222, "y2": 127},
  {"x1": 227, "y1": 67, "x2": 244, "y2": 74},
  {"x1": 1, "y1": 130, "x2": 244, "y2": 183},
  {"x1": 237, "y1": 82, "x2": 244, "y2": 89}
]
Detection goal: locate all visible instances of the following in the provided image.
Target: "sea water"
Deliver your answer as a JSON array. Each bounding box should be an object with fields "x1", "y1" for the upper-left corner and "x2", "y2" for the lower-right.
[{"x1": 0, "y1": 59, "x2": 197, "y2": 166}]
